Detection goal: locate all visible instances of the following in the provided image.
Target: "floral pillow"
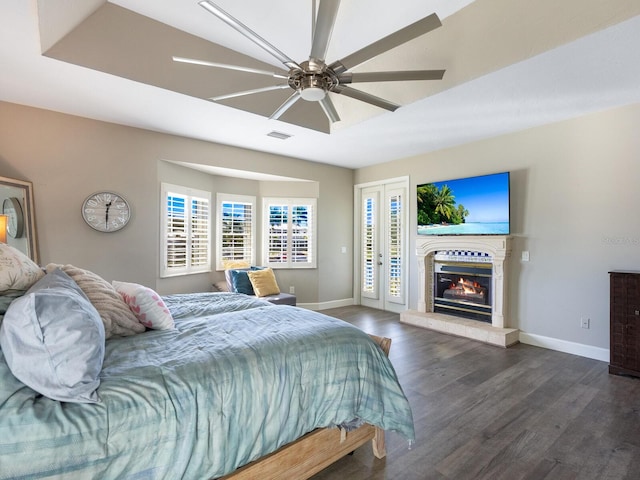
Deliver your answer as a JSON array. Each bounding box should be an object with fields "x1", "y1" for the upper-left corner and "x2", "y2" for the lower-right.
[
  {"x1": 112, "y1": 281, "x2": 175, "y2": 330},
  {"x1": 0, "y1": 244, "x2": 44, "y2": 293}
]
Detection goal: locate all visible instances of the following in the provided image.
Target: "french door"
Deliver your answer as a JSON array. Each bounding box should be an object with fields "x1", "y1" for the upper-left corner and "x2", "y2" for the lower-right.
[{"x1": 356, "y1": 178, "x2": 408, "y2": 313}]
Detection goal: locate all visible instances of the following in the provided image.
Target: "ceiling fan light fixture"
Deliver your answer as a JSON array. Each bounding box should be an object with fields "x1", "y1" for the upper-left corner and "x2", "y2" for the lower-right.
[
  {"x1": 298, "y1": 74, "x2": 327, "y2": 101},
  {"x1": 300, "y1": 86, "x2": 326, "y2": 101}
]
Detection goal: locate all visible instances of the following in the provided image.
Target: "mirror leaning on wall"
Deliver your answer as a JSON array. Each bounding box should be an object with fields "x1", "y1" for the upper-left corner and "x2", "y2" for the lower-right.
[{"x1": 0, "y1": 175, "x2": 39, "y2": 264}]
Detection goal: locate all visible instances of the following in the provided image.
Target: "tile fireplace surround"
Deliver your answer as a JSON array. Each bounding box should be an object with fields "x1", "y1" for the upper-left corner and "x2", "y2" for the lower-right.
[{"x1": 400, "y1": 235, "x2": 519, "y2": 347}]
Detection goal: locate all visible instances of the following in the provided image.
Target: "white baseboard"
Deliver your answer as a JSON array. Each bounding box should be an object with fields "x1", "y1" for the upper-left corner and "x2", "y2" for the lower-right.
[
  {"x1": 298, "y1": 298, "x2": 354, "y2": 311},
  {"x1": 519, "y1": 332, "x2": 610, "y2": 362}
]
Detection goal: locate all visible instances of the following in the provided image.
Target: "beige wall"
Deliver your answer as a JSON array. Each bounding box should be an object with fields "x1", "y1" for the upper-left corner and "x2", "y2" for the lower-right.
[
  {"x1": 0, "y1": 101, "x2": 354, "y2": 304},
  {"x1": 3, "y1": 98, "x2": 638, "y2": 353},
  {"x1": 356, "y1": 103, "x2": 640, "y2": 352}
]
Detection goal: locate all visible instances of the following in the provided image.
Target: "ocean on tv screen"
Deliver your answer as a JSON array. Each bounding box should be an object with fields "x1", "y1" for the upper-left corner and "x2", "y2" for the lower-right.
[{"x1": 417, "y1": 222, "x2": 509, "y2": 235}]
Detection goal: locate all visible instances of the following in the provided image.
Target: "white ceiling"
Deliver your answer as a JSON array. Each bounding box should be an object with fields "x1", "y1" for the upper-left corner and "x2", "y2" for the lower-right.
[{"x1": 1, "y1": 1, "x2": 639, "y2": 169}]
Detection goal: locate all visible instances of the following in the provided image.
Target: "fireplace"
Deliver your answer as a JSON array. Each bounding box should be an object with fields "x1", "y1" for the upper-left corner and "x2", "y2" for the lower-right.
[
  {"x1": 434, "y1": 258, "x2": 492, "y2": 322},
  {"x1": 400, "y1": 236, "x2": 519, "y2": 347}
]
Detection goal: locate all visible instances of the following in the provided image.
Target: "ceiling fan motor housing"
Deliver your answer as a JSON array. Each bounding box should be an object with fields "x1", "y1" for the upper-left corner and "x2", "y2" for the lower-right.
[{"x1": 288, "y1": 60, "x2": 339, "y2": 101}]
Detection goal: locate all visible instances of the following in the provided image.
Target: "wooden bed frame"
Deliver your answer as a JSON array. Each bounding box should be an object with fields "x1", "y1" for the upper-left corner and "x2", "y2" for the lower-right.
[{"x1": 220, "y1": 335, "x2": 391, "y2": 480}]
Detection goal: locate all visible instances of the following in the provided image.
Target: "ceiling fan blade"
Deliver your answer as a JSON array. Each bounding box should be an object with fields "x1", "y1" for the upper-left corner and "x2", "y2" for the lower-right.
[
  {"x1": 338, "y1": 69, "x2": 445, "y2": 83},
  {"x1": 173, "y1": 56, "x2": 288, "y2": 79},
  {"x1": 310, "y1": 0, "x2": 341, "y2": 62},
  {"x1": 330, "y1": 13, "x2": 442, "y2": 74},
  {"x1": 319, "y1": 95, "x2": 340, "y2": 123},
  {"x1": 270, "y1": 92, "x2": 302, "y2": 120},
  {"x1": 199, "y1": 1, "x2": 301, "y2": 70},
  {"x1": 210, "y1": 84, "x2": 290, "y2": 102},
  {"x1": 332, "y1": 85, "x2": 400, "y2": 112}
]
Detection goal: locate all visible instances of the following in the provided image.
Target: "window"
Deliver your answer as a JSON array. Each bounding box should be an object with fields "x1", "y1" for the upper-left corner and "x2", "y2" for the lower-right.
[
  {"x1": 161, "y1": 183, "x2": 211, "y2": 277},
  {"x1": 216, "y1": 193, "x2": 256, "y2": 270},
  {"x1": 263, "y1": 198, "x2": 316, "y2": 269}
]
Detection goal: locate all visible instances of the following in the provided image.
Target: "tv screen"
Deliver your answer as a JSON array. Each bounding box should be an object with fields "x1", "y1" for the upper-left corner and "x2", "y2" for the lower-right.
[{"x1": 417, "y1": 171, "x2": 510, "y2": 235}]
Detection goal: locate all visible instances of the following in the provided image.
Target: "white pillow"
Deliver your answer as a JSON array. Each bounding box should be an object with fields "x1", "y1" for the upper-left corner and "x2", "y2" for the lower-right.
[
  {"x1": 0, "y1": 268, "x2": 105, "y2": 403},
  {"x1": 0, "y1": 243, "x2": 44, "y2": 293},
  {"x1": 112, "y1": 281, "x2": 175, "y2": 330}
]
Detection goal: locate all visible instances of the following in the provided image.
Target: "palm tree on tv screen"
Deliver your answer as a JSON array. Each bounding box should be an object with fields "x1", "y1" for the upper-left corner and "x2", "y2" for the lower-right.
[
  {"x1": 453, "y1": 203, "x2": 469, "y2": 224},
  {"x1": 417, "y1": 183, "x2": 468, "y2": 226},
  {"x1": 434, "y1": 185, "x2": 456, "y2": 223},
  {"x1": 416, "y1": 183, "x2": 438, "y2": 225}
]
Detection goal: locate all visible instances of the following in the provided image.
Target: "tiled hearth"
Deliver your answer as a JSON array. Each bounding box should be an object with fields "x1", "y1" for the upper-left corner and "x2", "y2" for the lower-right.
[{"x1": 400, "y1": 236, "x2": 519, "y2": 347}]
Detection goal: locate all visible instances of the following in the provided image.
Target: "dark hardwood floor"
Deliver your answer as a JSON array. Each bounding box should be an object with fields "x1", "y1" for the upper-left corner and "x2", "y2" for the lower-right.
[{"x1": 311, "y1": 306, "x2": 640, "y2": 480}]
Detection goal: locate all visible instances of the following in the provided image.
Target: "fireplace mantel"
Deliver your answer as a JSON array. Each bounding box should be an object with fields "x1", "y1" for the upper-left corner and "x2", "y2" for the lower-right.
[{"x1": 401, "y1": 235, "x2": 519, "y2": 347}]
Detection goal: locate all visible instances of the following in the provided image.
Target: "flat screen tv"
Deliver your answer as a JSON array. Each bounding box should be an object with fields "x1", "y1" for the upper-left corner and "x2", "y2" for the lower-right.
[{"x1": 417, "y1": 171, "x2": 510, "y2": 235}]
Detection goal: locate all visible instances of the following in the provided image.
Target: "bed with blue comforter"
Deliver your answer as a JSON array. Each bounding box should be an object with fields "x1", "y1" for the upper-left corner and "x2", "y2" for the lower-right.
[{"x1": 0, "y1": 292, "x2": 414, "y2": 479}]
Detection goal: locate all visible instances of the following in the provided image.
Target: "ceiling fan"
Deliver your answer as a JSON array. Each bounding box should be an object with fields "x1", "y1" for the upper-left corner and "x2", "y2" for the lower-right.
[{"x1": 174, "y1": 0, "x2": 445, "y2": 126}]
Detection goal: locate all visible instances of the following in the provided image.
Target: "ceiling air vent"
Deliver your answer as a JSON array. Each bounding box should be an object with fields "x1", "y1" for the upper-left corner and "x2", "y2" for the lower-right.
[{"x1": 267, "y1": 131, "x2": 292, "y2": 140}]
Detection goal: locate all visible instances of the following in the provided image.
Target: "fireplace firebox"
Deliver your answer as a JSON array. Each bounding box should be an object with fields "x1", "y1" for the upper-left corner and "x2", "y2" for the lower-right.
[{"x1": 434, "y1": 260, "x2": 492, "y2": 322}]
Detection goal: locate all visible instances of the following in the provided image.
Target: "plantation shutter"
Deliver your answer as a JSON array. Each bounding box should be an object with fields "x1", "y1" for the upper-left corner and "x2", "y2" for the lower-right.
[
  {"x1": 362, "y1": 190, "x2": 378, "y2": 298},
  {"x1": 190, "y1": 197, "x2": 210, "y2": 267},
  {"x1": 217, "y1": 196, "x2": 255, "y2": 268},
  {"x1": 166, "y1": 194, "x2": 187, "y2": 269},
  {"x1": 291, "y1": 205, "x2": 312, "y2": 264},
  {"x1": 386, "y1": 190, "x2": 403, "y2": 300},
  {"x1": 161, "y1": 183, "x2": 211, "y2": 277},
  {"x1": 267, "y1": 203, "x2": 288, "y2": 264},
  {"x1": 263, "y1": 198, "x2": 316, "y2": 269}
]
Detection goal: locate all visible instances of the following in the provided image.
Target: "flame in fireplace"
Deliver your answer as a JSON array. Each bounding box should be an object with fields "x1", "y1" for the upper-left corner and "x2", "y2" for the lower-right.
[{"x1": 450, "y1": 277, "x2": 485, "y2": 296}]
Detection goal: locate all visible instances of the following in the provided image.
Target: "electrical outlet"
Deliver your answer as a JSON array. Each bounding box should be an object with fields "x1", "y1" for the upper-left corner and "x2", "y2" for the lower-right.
[
  {"x1": 289, "y1": 286, "x2": 295, "y2": 294},
  {"x1": 581, "y1": 317, "x2": 590, "y2": 329}
]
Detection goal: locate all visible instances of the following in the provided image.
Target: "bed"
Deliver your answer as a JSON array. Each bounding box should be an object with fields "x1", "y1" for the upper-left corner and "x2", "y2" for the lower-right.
[{"x1": 0, "y1": 256, "x2": 414, "y2": 479}]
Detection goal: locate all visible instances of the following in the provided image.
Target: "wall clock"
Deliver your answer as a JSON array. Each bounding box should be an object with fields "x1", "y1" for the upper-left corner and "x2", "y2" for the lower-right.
[
  {"x1": 2, "y1": 197, "x2": 24, "y2": 238},
  {"x1": 82, "y1": 191, "x2": 131, "y2": 232}
]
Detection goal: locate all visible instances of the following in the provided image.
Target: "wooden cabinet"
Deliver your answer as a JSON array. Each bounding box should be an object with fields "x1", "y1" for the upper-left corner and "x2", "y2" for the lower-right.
[{"x1": 609, "y1": 271, "x2": 640, "y2": 377}]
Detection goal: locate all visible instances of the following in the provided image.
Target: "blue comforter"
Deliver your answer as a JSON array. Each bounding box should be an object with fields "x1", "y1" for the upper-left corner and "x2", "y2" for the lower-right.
[{"x1": 0, "y1": 293, "x2": 414, "y2": 479}]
